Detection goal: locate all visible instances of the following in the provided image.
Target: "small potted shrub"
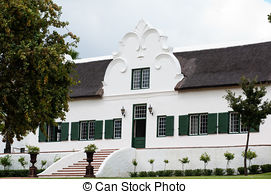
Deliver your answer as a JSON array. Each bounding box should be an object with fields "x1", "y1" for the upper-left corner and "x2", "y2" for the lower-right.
[
  {"x1": 84, "y1": 144, "x2": 98, "y2": 178},
  {"x1": 26, "y1": 145, "x2": 40, "y2": 177}
]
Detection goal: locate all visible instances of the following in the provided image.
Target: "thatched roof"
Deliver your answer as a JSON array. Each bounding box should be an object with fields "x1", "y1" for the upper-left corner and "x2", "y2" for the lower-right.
[
  {"x1": 70, "y1": 59, "x2": 111, "y2": 98},
  {"x1": 174, "y1": 41, "x2": 271, "y2": 90},
  {"x1": 70, "y1": 41, "x2": 271, "y2": 98}
]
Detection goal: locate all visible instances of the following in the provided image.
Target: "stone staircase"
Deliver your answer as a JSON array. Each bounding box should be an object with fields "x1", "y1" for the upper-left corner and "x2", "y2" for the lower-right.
[{"x1": 39, "y1": 149, "x2": 118, "y2": 178}]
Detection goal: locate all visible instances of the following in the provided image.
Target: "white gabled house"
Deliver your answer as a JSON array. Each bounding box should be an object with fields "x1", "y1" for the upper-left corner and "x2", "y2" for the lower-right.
[{"x1": 1, "y1": 20, "x2": 271, "y2": 177}]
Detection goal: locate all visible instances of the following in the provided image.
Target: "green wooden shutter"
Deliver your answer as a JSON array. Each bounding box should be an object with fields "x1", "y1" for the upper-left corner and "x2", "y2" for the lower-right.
[
  {"x1": 38, "y1": 124, "x2": 47, "y2": 142},
  {"x1": 60, "y1": 122, "x2": 69, "y2": 141},
  {"x1": 71, "y1": 122, "x2": 79, "y2": 140},
  {"x1": 95, "y1": 120, "x2": 103, "y2": 139},
  {"x1": 105, "y1": 120, "x2": 113, "y2": 139},
  {"x1": 166, "y1": 116, "x2": 174, "y2": 136},
  {"x1": 218, "y1": 112, "x2": 229, "y2": 133},
  {"x1": 179, "y1": 115, "x2": 189, "y2": 136},
  {"x1": 207, "y1": 113, "x2": 217, "y2": 134}
]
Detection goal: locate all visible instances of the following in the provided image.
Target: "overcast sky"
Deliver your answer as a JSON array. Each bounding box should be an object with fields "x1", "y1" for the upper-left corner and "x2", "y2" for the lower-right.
[{"x1": 54, "y1": 0, "x2": 271, "y2": 59}]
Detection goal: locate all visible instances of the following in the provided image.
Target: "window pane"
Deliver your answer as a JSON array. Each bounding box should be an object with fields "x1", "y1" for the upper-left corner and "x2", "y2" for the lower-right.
[
  {"x1": 199, "y1": 114, "x2": 208, "y2": 134},
  {"x1": 134, "y1": 105, "x2": 146, "y2": 119},
  {"x1": 190, "y1": 115, "x2": 199, "y2": 135},
  {"x1": 132, "y1": 69, "x2": 141, "y2": 89},
  {"x1": 114, "y1": 119, "x2": 122, "y2": 139},
  {"x1": 142, "y1": 69, "x2": 150, "y2": 88},
  {"x1": 80, "y1": 121, "x2": 88, "y2": 140},
  {"x1": 158, "y1": 116, "x2": 166, "y2": 136},
  {"x1": 230, "y1": 113, "x2": 239, "y2": 133},
  {"x1": 88, "y1": 121, "x2": 95, "y2": 139}
]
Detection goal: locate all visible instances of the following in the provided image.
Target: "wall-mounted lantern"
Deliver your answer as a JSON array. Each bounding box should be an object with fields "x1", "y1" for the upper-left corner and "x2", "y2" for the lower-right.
[
  {"x1": 121, "y1": 106, "x2": 126, "y2": 117},
  {"x1": 148, "y1": 104, "x2": 153, "y2": 115}
]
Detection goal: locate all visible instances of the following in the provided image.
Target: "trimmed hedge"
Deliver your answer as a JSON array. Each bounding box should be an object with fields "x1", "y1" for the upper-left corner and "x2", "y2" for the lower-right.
[
  {"x1": 214, "y1": 168, "x2": 224, "y2": 176},
  {"x1": 249, "y1": 165, "x2": 260, "y2": 174},
  {"x1": 226, "y1": 168, "x2": 235, "y2": 175},
  {"x1": 261, "y1": 164, "x2": 271, "y2": 173},
  {"x1": 0, "y1": 169, "x2": 44, "y2": 177},
  {"x1": 129, "y1": 164, "x2": 271, "y2": 177}
]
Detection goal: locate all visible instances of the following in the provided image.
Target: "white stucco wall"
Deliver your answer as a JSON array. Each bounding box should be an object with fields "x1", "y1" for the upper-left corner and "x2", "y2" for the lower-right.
[{"x1": 0, "y1": 20, "x2": 271, "y2": 174}]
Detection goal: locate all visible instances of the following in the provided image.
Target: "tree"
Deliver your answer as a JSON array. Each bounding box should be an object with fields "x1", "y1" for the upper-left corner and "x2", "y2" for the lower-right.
[
  {"x1": 68, "y1": 49, "x2": 80, "y2": 60},
  {"x1": 132, "y1": 159, "x2": 138, "y2": 173},
  {"x1": 163, "y1": 159, "x2": 169, "y2": 170},
  {"x1": 148, "y1": 159, "x2": 155, "y2": 171},
  {"x1": 242, "y1": 149, "x2": 257, "y2": 168},
  {"x1": 0, "y1": 0, "x2": 79, "y2": 152},
  {"x1": 200, "y1": 152, "x2": 210, "y2": 170},
  {"x1": 268, "y1": 14, "x2": 271, "y2": 23},
  {"x1": 0, "y1": 155, "x2": 12, "y2": 170},
  {"x1": 224, "y1": 77, "x2": 271, "y2": 175},
  {"x1": 179, "y1": 157, "x2": 190, "y2": 171},
  {"x1": 18, "y1": 156, "x2": 28, "y2": 169},
  {"x1": 224, "y1": 151, "x2": 234, "y2": 169}
]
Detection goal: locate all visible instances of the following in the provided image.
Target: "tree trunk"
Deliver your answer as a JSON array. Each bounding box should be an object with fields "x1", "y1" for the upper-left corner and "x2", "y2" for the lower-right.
[
  {"x1": 244, "y1": 127, "x2": 251, "y2": 176},
  {"x1": 4, "y1": 139, "x2": 11, "y2": 153}
]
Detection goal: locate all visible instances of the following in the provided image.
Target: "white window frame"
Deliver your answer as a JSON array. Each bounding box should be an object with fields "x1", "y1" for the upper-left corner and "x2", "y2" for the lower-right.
[
  {"x1": 113, "y1": 119, "x2": 122, "y2": 139},
  {"x1": 199, "y1": 114, "x2": 208, "y2": 135},
  {"x1": 229, "y1": 112, "x2": 240, "y2": 133},
  {"x1": 80, "y1": 121, "x2": 88, "y2": 140},
  {"x1": 190, "y1": 114, "x2": 199, "y2": 135},
  {"x1": 88, "y1": 121, "x2": 95, "y2": 140},
  {"x1": 132, "y1": 68, "x2": 150, "y2": 90},
  {"x1": 157, "y1": 116, "x2": 166, "y2": 137},
  {"x1": 134, "y1": 105, "x2": 147, "y2": 119}
]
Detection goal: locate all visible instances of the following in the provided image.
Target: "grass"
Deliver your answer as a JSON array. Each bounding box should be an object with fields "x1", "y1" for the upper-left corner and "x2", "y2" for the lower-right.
[{"x1": 38, "y1": 172, "x2": 271, "y2": 179}]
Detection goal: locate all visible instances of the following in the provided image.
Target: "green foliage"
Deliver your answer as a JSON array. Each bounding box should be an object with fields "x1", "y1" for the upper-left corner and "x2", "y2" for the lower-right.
[
  {"x1": 268, "y1": 13, "x2": 271, "y2": 23},
  {"x1": 179, "y1": 157, "x2": 190, "y2": 170},
  {"x1": 163, "y1": 159, "x2": 169, "y2": 170},
  {"x1": 26, "y1": 145, "x2": 40, "y2": 154},
  {"x1": 224, "y1": 77, "x2": 271, "y2": 175},
  {"x1": 138, "y1": 171, "x2": 148, "y2": 177},
  {"x1": 148, "y1": 159, "x2": 155, "y2": 171},
  {"x1": 84, "y1": 144, "x2": 98, "y2": 152},
  {"x1": 224, "y1": 151, "x2": 235, "y2": 168},
  {"x1": 41, "y1": 160, "x2": 47, "y2": 169},
  {"x1": 163, "y1": 170, "x2": 174, "y2": 177},
  {"x1": 132, "y1": 159, "x2": 138, "y2": 173},
  {"x1": 0, "y1": 155, "x2": 12, "y2": 170},
  {"x1": 261, "y1": 164, "x2": 271, "y2": 173},
  {"x1": 147, "y1": 171, "x2": 156, "y2": 177},
  {"x1": 200, "y1": 152, "x2": 211, "y2": 169},
  {"x1": 203, "y1": 169, "x2": 213, "y2": 176},
  {"x1": 156, "y1": 170, "x2": 165, "y2": 177},
  {"x1": 213, "y1": 168, "x2": 224, "y2": 176},
  {"x1": 18, "y1": 156, "x2": 27, "y2": 169},
  {"x1": 148, "y1": 159, "x2": 154, "y2": 164},
  {"x1": 0, "y1": 0, "x2": 79, "y2": 145},
  {"x1": 242, "y1": 149, "x2": 257, "y2": 167},
  {"x1": 68, "y1": 49, "x2": 80, "y2": 59},
  {"x1": 53, "y1": 155, "x2": 61, "y2": 163},
  {"x1": 249, "y1": 165, "x2": 260, "y2": 174},
  {"x1": 193, "y1": 169, "x2": 203, "y2": 176},
  {"x1": 238, "y1": 167, "x2": 245, "y2": 175},
  {"x1": 174, "y1": 170, "x2": 184, "y2": 176},
  {"x1": 0, "y1": 169, "x2": 44, "y2": 177},
  {"x1": 184, "y1": 169, "x2": 194, "y2": 176},
  {"x1": 129, "y1": 172, "x2": 137, "y2": 177},
  {"x1": 226, "y1": 168, "x2": 235, "y2": 175}
]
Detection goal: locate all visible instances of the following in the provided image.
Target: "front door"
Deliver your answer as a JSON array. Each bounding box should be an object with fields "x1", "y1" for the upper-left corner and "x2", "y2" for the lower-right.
[{"x1": 132, "y1": 104, "x2": 147, "y2": 148}]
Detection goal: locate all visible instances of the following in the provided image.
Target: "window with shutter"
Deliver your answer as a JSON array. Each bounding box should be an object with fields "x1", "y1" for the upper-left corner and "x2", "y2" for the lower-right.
[
  {"x1": 94, "y1": 120, "x2": 103, "y2": 139},
  {"x1": 60, "y1": 122, "x2": 69, "y2": 141},
  {"x1": 207, "y1": 113, "x2": 217, "y2": 134},
  {"x1": 218, "y1": 112, "x2": 229, "y2": 133}
]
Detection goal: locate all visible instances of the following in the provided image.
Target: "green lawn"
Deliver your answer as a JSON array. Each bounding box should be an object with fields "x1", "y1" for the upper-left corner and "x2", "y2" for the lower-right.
[{"x1": 39, "y1": 172, "x2": 271, "y2": 179}]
